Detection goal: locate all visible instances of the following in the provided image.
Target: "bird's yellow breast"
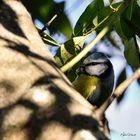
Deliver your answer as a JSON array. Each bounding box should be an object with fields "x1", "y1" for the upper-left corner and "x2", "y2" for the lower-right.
[{"x1": 73, "y1": 74, "x2": 99, "y2": 99}]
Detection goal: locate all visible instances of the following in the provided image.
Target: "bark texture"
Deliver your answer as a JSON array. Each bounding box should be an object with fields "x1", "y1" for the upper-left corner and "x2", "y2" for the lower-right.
[{"x1": 0, "y1": 0, "x2": 110, "y2": 140}]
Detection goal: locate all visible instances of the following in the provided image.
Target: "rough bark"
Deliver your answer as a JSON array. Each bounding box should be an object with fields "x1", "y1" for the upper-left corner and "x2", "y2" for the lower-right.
[{"x1": 0, "y1": 0, "x2": 109, "y2": 140}]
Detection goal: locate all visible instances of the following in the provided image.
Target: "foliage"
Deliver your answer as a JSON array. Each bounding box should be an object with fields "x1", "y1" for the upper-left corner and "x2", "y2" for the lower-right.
[
  {"x1": 22, "y1": 0, "x2": 72, "y2": 38},
  {"x1": 22, "y1": 0, "x2": 140, "y2": 87},
  {"x1": 116, "y1": 68, "x2": 127, "y2": 103}
]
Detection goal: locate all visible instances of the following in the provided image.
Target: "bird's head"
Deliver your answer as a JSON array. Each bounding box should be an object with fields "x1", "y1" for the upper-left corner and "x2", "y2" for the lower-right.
[{"x1": 76, "y1": 52, "x2": 114, "y2": 79}]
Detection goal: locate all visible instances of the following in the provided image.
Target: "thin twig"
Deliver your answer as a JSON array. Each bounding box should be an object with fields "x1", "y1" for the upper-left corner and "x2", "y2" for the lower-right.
[
  {"x1": 40, "y1": 14, "x2": 58, "y2": 33},
  {"x1": 60, "y1": 26, "x2": 109, "y2": 72},
  {"x1": 96, "y1": 67, "x2": 140, "y2": 120},
  {"x1": 47, "y1": 14, "x2": 58, "y2": 26},
  {"x1": 114, "y1": 67, "x2": 140, "y2": 97}
]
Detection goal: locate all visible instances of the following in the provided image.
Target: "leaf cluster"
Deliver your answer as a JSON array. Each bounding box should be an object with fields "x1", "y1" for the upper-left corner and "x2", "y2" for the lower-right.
[{"x1": 22, "y1": 0, "x2": 140, "y2": 102}]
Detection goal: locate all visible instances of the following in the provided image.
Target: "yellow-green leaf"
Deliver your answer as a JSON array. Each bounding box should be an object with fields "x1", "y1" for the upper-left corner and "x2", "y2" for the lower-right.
[
  {"x1": 37, "y1": 27, "x2": 60, "y2": 47},
  {"x1": 54, "y1": 36, "x2": 88, "y2": 67}
]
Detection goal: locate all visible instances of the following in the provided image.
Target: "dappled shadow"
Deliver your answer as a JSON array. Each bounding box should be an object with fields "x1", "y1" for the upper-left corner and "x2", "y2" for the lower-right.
[
  {"x1": 21, "y1": 86, "x2": 108, "y2": 140},
  {"x1": 8, "y1": 43, "x2": 58, "y2": 68},
  {"x1": 0, "y1": 36, "x2": 109, "y2": 140},
  {"x1": 17, "y1": 77, "x2": 108, "y2": 140},
  {"x1": 0, "y1": 2, "x2": 26, "y2": 38},
  {"x1": 2, "y1": 37, "x2": 71, "y2": 86},
  {"x1": 0, "y1": 1, "x2": 109, "y2": 139},
  {"x1": 0, "y1": 80, "x2": 15, "y2": 94},
  {"x1": 0, "y1": 73, "x2": 109, "y2": 139},
  {"x1": 0, "y1": 73, "x2": 109, "y2": 140},
  {"x1": 0, "y1": 35, "x2": 58, "y2": 74}
]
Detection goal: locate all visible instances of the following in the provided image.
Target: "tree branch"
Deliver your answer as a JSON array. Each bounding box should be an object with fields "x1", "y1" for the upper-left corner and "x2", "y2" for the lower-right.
[
  {"x1": 0, "y1": 0, "x2": 110, "y2": 139},
  {"x1": 60, "y1": 27, "x2": 109, "y2": 72},
  {"x1": 96, "y1": 67, "x2": 140, "y2": 120}
]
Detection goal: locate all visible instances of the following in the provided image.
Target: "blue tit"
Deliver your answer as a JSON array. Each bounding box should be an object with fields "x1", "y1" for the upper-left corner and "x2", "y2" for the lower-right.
[{"x1": 73, "y1": 52, "x2": 114, "y2": 107}]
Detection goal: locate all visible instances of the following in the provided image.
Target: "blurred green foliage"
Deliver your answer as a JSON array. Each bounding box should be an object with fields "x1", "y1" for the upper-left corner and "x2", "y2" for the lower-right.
[
  {"x1": 114, "y1": 1, "x2": 140, "y2": 68},
  {"x1": 116, "y1": 69, "x2": 127, "y2": 103},
  {"x1": 22, "y1": 0, "x2": 72, "y2": 38},
  {"x1": 22, "y1": 0, "x2": 140, "y2": 90}
]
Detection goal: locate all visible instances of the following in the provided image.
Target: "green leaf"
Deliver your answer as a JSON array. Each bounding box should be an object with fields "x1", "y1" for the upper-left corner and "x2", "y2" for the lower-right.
[
  {"x1": 113, "y1": 2, "x2": 140, "y2": 69},
  {"x1": 115, "y1": 0, "x2": 138, "y2": 39},
  {"x1": 120, "y1": 18, "x2": 135, "y2": 39},
  {"x1": 115, "y1": 1, "x2": 140, "y2": 40},
  {"x1": 122, "y1": 18, "x2": 140, "y2": 38},
  {"x1": 37, "y1": 27, "x2": 60, "y2": 47},
  {"x1": 74, "y1": 0, "x2": 122, "y2": 36},
  {"x1": 74, "y1": 0, "x2": 105, "y2": 36},
  {"x1": 42, "y1": 33, "x2": 60, "y2": 47},
  {"x1": 114, "y1": 16, "x2": 127, "y2": 40},
  {"x1": 129, "y1": 3, "x2": 140, "y2": 37},
  {"x1": 42, "y1": 35, "x2": 60, "y2": 47},
  {"x1": 122, "y1": 0, "x2": 136, "y2": 20},
  {"x1": 54, "y1": 36, "x2": 88, "y2": 67},
  {"x1": 114, "y1": 9, "x2": 135, "y2": 39},
  {"x1": 124, "y1": 37, "x2": 140, "y2": 68}
]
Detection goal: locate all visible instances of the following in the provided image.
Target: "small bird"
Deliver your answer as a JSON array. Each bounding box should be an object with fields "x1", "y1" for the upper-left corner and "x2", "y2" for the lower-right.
[{"x1": 73, "y1": 52, "x2": 114, "y2": 107}]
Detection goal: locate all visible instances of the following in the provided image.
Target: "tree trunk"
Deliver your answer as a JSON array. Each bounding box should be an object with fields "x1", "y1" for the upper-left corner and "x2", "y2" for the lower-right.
[{"x1": 0, "y1": 0, "x2": 109, "y2": 139}]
